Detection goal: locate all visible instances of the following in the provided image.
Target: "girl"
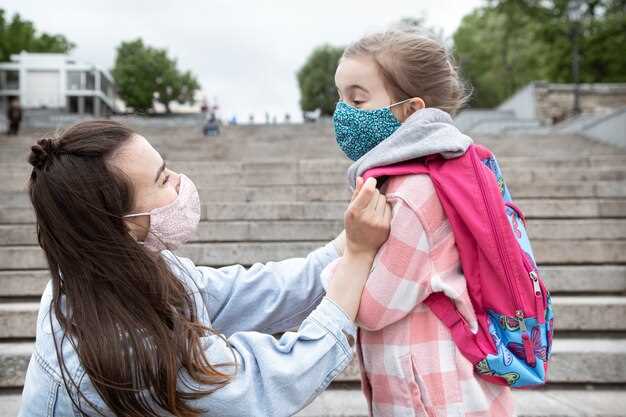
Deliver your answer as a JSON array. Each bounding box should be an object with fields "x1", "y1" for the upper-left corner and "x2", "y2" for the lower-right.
[
  {"x1": 324, "y1": 31, "x2": 515, "y2": 416},
  {"x1": 18, "y1": 120, "x2": 392, "y2": 417}
]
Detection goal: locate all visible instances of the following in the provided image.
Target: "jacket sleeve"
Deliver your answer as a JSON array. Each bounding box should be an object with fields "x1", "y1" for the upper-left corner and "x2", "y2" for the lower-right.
[
  {"x1": 66, "y1": 297, "x2": 357, "y2": 417},
  {"x1": 354, "y1": 195, "x2": 435, "y2": 331},
  {"x1": 352, "y1": 188, "x2": 478, "y2": 333},
  {"x1": 163, "y1": 242, "x2": 340, "y2": 336},
  {"x1": 183, "y1": 297, "x2": 356, "y2": 417}
]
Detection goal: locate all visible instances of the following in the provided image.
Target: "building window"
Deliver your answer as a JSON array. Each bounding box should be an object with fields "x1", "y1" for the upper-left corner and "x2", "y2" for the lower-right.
[
  {"x1": 100, "y1": 74, "x2": 110, "y2": 96},
  {"x1": 84, "y1": 96, "x2": 94, "y2": 114},
  {"x1": 67, "y1": 96, "x2": 79, "y2": 113},
  {"x1": 0, "y1": 70, "x2": 20, "y2": 90},
  {"x1": 85, "y1": 72, "x2": 95, "y2": 90},
  {"x1": 67, "y1": 71, "x2": 82, "y2": 90}
]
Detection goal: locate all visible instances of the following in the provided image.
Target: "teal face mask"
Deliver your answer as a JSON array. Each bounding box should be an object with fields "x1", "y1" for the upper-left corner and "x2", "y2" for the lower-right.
[{"x1": 333, "y1": 99, "x2": 411, "y2": 161}]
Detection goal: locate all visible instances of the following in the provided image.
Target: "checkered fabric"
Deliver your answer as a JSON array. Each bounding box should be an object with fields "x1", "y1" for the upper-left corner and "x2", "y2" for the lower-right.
[{"x1": 323, "y1": 174, "x2": 515, "y2": 417}]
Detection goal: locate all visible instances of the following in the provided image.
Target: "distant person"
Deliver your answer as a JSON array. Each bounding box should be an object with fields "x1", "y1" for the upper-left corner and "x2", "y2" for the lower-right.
[
  {"x1": 203, "y1": 110, "x2": 220, "y2": 137},
  {"x1": 265, "y1": 111, "x2": 270, "y2": 124},
  {"x1": 249, "y1": 113, "x2": 255, "y2": 124},
  {"x1": 285, "y1": 113, "x2": 291, "y2": 123},
  {"x1": 7, "y1": 97, "x2": 23, "y2": 135}
]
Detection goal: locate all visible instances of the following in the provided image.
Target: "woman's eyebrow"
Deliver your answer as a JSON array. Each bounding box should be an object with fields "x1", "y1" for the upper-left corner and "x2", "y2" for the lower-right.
[{"x1": 154, "y1": 161, "x2": 166, "y2": 183}]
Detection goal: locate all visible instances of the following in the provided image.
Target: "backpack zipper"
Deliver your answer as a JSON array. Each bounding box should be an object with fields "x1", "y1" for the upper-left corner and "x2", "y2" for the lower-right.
[{"x1": 472, "y1": 151, "x2": 536, "y2": 364}]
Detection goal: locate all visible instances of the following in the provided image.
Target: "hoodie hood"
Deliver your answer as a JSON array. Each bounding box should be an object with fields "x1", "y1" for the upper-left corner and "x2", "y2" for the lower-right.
[{"x1": 346, "y1": 107, "x2": 473, "y2": 190}]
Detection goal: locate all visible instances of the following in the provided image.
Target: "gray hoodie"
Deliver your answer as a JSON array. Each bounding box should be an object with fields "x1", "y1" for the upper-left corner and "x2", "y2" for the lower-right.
[{"x1": 346, "y1": 108, "x2": 473, "y2": 190}]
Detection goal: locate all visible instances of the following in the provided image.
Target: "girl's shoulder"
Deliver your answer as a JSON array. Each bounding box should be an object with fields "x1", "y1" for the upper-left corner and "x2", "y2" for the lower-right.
[{"x1": 383, "y1": 174, "x2": 447, "y2": 232}]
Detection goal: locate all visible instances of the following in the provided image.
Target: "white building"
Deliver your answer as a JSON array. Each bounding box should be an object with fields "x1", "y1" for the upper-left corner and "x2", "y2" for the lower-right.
[{"x1": 0, "y1": 52, "x2": 117, "y2": 117}]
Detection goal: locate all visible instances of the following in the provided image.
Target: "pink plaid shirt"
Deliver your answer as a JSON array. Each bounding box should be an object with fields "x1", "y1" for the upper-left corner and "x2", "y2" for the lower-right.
[{"x1": 324, "y1": 174, "x2": 515, "y2": 417}]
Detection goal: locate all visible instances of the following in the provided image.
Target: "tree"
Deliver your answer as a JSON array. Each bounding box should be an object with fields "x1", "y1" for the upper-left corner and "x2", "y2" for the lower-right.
[
  {"x1": 453, "y1": 5, "x2": 547, "y2": 107},
  {"x1": 0, "y1": 9, "x2": 74, "y2": 61},
  {"x1": 453, "y1": 0, "x2": 626, "y2": 108},
  {"x1": 297, "y1": 45, "x2": 344, "y2": 116},
  {"x1": 507, "y1": 0, "x2": 626, "y2": 84},
  {"x1": 112, "y1": 39, "x2": 201, "y2": 114}
]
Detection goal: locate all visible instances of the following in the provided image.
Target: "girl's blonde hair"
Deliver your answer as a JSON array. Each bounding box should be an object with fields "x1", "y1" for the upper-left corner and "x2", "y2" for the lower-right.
[{"x1": 343, "y1": 30, "x2": 470, "y2": 115}]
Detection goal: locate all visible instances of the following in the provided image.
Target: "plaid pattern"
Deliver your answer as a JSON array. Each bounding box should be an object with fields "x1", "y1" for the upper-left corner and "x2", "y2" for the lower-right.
[{"x1": 325, "y1": 174, "x2": 514, "y2": 417}]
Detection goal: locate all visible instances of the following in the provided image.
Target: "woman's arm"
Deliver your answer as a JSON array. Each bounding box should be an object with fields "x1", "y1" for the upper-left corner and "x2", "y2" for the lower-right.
[
  {"x1": 184, "y1": 297, "x2": 356, "y2": 417},
  {"x1": 167, "y1": 178, "x2": 390, "y2": 336},
  {"x1": 181, "y1": 178, "x2": 392, "y2": 417},
  {"x1": 164, "y1": 242, "x2": 339, "y2": 336}
]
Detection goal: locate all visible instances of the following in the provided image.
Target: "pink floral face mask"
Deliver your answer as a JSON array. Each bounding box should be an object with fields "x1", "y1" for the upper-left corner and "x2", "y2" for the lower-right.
[{"x1": 124, "y1": 174, "x2": 201, "y2": 252}]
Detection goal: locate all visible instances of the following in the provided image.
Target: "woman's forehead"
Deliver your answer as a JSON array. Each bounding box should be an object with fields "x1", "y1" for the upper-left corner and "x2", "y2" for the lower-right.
[{"x1": 110, "y1": 134, "x2": 162, "y2": 182}]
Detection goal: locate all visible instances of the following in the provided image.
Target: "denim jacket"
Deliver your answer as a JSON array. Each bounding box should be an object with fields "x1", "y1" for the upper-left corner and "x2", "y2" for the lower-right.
[{"x1": 18, "y1": 243, "x2": 356, "y2": 417}]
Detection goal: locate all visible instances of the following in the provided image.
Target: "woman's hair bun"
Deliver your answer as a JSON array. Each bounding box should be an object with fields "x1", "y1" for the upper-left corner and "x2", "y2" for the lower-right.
[{"x1": 28, "y1": 138, "x2": 57, "y2": 170}]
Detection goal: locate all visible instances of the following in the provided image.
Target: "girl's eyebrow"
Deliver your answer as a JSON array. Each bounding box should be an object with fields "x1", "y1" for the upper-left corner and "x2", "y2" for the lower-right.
[{"x1": 346, "y1": 84, "x2": 369, "y2": 94}]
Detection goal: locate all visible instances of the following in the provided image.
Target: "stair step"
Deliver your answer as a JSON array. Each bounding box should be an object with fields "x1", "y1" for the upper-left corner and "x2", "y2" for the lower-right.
[
  {"x1": 3, "y1": 167, "x2": 626, "y2": 190},
  {"x1": 297, "y1": 388, "x2": 626, "y2": 417},
  {"x1": 1, "y1": 297, "x2": 624, "y2": 338},
  {"x1": 2, "y1": 182, "x2": 626, "y2": 206},
  {"x1": 1, "y1": 239, "x2": 625, "y2": 270},
  {"x1": 3, "y1": 219, "x2": 625, "y2": 246},
  {"x1": 2, "y1": 388, "x2": 625, "y2": 417},
  {"x1": 334, "y1": 338, "x2": 626, "y2": 384},
  {"x1": 2, "y1": 199, "x2": 625, "y2": 224},
  {"x1": 4, "y1": 156, "x2": 626, "y2": 176},
  {"x1": 1, "y1": 338, "x2": 624, "y2": 388},
  {"x1": 0, "y1": 265, "x2": 622, "y2": 298}
]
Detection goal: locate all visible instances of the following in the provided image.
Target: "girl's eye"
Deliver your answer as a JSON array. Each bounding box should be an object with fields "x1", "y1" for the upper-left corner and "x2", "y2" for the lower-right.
[
  {"x1": 353, "y1": 100, "x2": 364, "y2": 106},
  {"x1": 162, "y1": 175, "x2": 170, "y2": 185}
]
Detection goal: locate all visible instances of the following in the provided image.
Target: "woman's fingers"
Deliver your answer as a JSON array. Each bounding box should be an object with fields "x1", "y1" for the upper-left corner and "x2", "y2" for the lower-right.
[
  {"x1": 350, "y1": 177, "x2": 377, "y2": 211},
  {"x1": 351, "y1": 176, "x2": 365, "y2": 202},
  {"x1": 383, "y1": 201, "x2": 392, "y2": 224},
  {"x1": 365, "y1": 186, "x2": 380, "y2": 213},
  {"x1": 375, "y1": 193, "x2": 386, "y2": 216}
]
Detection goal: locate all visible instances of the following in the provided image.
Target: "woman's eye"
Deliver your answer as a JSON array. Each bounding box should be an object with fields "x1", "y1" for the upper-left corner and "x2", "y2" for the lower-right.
[{"x1": 162, "y1": 175, "x2": 170, "y2": 185}]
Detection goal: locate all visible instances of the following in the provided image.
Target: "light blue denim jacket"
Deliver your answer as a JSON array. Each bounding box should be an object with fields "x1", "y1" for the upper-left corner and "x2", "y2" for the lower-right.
[{"x1": 18, "y1": 243, "x2": 356, "y2": 417}]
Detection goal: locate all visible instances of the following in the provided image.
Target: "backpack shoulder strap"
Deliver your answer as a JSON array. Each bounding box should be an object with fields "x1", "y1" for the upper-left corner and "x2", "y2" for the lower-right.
[{"x1": 362, "y1": 160, "x2": 430, "y2": 182}]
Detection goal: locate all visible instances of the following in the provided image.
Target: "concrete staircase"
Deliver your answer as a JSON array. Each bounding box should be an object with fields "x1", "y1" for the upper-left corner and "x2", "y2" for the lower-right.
[{"x1": 0, "y1": 121, "x2": 625, "y2": 416}]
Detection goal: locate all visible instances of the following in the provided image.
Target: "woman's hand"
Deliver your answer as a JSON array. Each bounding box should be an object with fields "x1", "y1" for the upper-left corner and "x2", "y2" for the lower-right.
[
  {"x1": 344, "y1": 177, "x2": 392, "y2": 257},
  {"x1": 331, "y1": 230, "x2": 346, "y2": 256},
  {"x1": 325, "y1": 177, "x2": 392, "y2": 321}
]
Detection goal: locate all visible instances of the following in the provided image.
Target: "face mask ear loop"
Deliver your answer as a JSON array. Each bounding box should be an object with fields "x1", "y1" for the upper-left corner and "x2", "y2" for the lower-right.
[
  {"x1": 122, "y1": 213, "x2": 150, "y2": 245},
  {"x1": 388, "y1": 97, "x2": 417, "y2": 109},
  {"x1": 123, "y1": 212, "x2": 150, "y2": 218}
]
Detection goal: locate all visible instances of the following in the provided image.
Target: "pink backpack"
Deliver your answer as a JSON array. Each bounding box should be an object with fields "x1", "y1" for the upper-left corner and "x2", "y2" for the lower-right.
[{"x1": 362, "y1": 144, "x2": 554, "y2": 388}]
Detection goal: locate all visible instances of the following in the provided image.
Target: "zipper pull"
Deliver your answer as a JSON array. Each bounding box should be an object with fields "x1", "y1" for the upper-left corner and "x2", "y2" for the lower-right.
[
  {"x1": 530, "y1": 271, "x2": 541, "y2": 296},
  {"x1": 516, "y1": 310, "x2": 536, "y2": 366},
  {"x1": 530, "y1": 271, "x2": 545, "y2": 321}
]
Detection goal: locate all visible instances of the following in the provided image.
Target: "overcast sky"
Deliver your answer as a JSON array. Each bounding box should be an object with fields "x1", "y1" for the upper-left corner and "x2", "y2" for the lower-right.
[{"x1": 4, "y1": 0, "x2": 484, "y2": 122}]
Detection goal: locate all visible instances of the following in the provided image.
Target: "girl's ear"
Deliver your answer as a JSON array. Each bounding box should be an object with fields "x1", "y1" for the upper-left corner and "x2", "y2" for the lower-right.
[
  {"x1": 406, "y1": 97, "x2": 425, "y2": 118},
  {"x1": 398, "y1": 97, "x2": 425, "y2": 122}
]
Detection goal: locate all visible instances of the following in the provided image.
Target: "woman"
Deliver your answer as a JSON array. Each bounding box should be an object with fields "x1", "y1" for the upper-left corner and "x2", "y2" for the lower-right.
[{"x1": 18, "y1": 120, "x2": 391, "y2": 417}]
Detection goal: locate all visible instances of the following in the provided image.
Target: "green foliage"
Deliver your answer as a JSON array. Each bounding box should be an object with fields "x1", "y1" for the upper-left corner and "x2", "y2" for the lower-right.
[
  {"x1": 453, "y1": 0, "x2": 626, "y2": 107},
  {"x1": 112, "y1": 39, "x2": 200, "y2": 113},
  {"x1": 297, "y1": 45, "x2": 344, "y2": 116},
  {"x1": 0, "y1": 9, "x2": 74, "y2": 61}
]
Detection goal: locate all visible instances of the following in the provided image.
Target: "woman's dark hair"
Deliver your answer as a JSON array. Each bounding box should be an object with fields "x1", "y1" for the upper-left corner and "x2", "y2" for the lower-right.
[{"x1": 28, "y1": 120, "x2": 233, "y2": 416}]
